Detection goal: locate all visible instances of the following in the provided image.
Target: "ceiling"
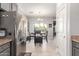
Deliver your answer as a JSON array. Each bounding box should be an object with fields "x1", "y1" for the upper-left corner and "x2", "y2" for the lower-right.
[{"x1": 17, "y1": 3, "x2": 56, "y2": 17}]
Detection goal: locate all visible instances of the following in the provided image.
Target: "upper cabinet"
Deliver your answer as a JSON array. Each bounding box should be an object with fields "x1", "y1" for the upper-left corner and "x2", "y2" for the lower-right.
[
  {"x1": 11, "y1": 3, "x2": 18, "y2": 12},
  {"x1": 0, "y1": 3, "x2": 11, "y2": 11},
  {"x1": 0, "y1": 3, "x2": 17, "y2": 12}
]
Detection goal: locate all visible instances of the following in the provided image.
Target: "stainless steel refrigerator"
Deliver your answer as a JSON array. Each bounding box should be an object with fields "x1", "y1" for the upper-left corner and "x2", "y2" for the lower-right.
[{"x1": 0, "y1": 11, "x2": 26, "y2": 56}]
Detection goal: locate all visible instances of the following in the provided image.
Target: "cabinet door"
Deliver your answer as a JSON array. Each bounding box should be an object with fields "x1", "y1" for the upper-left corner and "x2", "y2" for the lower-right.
[
  {"x1": 11, "y1": 3, "x2": 17, "y2": 11},
  {"x1": 0, "y1": 43, "x2": 10, "y2": 53},
  {"x1": 0, "y1": 43, "x2": 10, "y2": 56},
  {"x1": 0, "y1": 48, "x2": 10, "y2": 56},
  {"x1": 73, "y1": 47, "x2": 79, "y2": 56},
  {"x1": 1, "y1": 3, "x2": 11, "y2": 11}
]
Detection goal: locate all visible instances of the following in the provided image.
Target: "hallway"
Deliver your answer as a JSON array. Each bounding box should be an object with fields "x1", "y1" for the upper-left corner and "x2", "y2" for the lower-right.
[
  {"x1": 26, "y1": 39, "x2": 57, "y2": 56},
  {"x1": 0, "y1": 3, "x2": 71, "y2": 56}
]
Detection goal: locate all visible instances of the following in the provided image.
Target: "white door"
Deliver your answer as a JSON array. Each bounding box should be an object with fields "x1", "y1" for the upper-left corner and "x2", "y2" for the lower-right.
[{"x1": 56, "y1": 4, "x2": 67, "y2": 56}]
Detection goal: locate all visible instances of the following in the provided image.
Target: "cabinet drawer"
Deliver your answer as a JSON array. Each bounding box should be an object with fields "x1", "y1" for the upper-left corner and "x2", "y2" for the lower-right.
[
  {"x1": 0, "y1": 48, "x2": 10, "y2": 56},
  {"x1": 0, "y1": 43, "x2": 10, "y2": 53},
  {"x1": 72, "y1": 41, "x2": 79, "y2": 48}
]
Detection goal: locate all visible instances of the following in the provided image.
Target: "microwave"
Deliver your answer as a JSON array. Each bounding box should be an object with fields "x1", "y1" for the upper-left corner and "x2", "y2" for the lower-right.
[{"x1": 0, "y1": 28, "x2": 6, "y2": 38}]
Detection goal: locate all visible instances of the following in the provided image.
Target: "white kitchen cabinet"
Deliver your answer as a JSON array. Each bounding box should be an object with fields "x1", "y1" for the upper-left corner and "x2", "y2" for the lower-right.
[{"x1": 56, "y1": 3, "x2": 71, "y2": 56}]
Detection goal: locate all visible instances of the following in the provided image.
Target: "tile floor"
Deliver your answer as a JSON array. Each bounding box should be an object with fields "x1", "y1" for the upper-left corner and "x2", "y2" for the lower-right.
[{"x1": 26, "y1": 38, "x2": 58, "y2": 56}]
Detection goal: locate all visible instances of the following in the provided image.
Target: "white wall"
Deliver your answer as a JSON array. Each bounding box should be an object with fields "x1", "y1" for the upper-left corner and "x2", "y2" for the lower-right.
[
  {"x1": 28, "y1": 17, "x2": 53, "y2": 40},
  {"x1": 70, "y1": 3, "x2": 79, "y2": 35}
]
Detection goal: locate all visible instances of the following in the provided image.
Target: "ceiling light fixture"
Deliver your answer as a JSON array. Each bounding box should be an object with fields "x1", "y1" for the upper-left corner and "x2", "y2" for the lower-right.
[{"x1": 37, "y1": 18, "x2": 43, "y2": 21}]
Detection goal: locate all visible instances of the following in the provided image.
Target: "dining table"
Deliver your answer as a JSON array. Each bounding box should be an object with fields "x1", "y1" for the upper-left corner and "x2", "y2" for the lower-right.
[{"x1": 29, "y1": 32, "x2": 48, "y2": 42}]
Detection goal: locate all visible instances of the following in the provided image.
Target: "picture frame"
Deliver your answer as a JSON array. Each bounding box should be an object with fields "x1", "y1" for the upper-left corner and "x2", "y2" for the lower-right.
[{"x1": 49, "y1": 24, "x2": 52, "y2": 28}]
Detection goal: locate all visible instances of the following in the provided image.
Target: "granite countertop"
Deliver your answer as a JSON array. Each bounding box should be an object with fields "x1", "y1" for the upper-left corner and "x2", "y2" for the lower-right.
[
  {"x1": 0, "y1": 37, "x2": 12, "y2": 46},
  {"x1": 71, "y1": 35, "x2": 79, "y2": 43},
  {"x1": 72, "y1": 39, "x2": 79, "y2": 43}
]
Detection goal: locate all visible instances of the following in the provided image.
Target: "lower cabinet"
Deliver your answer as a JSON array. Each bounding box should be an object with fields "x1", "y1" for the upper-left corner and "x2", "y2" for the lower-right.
[
  {"x1": 72, "y1": 47, "x2": 79, "y2": 56},
  {"x1": 0, "y1": 43, "x2": 11, "y2": 56},
  {"x1": 72, "y1": 41, "x2": 79, "y2": 56},
  {"x1": 0, "y1": 48, "x2": 10, "y2": 56}
]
